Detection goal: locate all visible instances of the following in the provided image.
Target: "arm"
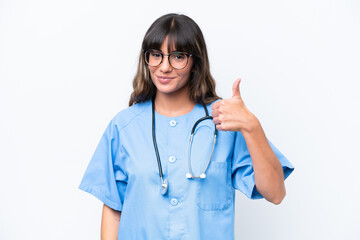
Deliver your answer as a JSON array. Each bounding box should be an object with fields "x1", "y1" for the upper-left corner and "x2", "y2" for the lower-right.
[
  {"x1": 212, "y1": 78, "x2": 286, "y2": 204},
  {"x1": 101, "y1": 204, "x2": 121, "y2": 240},
  {"x1": 241, "y1": 118, "x2": 286, "y2": 204}
]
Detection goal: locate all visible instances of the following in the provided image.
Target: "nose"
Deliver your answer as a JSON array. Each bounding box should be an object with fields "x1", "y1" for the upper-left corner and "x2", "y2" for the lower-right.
[{"x1": 159, "y1": 55, "x2": 172, "y2": 72}]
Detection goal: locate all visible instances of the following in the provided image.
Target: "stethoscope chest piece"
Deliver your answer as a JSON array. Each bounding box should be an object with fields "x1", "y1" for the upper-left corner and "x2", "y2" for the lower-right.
[{"x1": 161, "y1": 178, "x2": 168, "y2": 195}]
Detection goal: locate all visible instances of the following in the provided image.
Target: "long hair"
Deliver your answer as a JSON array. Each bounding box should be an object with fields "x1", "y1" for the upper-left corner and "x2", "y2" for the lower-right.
[{"x1": 129, "y1": 13, "x2": 221, "y2": 106}]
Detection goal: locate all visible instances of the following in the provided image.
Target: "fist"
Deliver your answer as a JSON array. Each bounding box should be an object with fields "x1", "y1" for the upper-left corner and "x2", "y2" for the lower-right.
[{"x1": 211, "y1": 78, "x2": 259, "y2": 132}]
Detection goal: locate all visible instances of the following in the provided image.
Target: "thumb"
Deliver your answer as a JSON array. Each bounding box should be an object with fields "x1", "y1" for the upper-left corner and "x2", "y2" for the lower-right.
[{"x1": 232, "y1": 78, "x2": 242, "y2": 99}]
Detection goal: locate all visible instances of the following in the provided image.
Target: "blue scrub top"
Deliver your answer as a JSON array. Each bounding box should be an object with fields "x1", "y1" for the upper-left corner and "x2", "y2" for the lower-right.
[{"x1": 79, "y1": 99, "x2": 294, "y2": 240}]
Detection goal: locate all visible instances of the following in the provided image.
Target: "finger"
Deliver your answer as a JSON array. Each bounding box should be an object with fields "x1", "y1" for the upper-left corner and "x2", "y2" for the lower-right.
[
  {"x1": 212, "y1": 117, "x2": 221, "y2": 125},
  {"x1": 211, "y1": 99, "x2": 223, "y2": 110},
  {"x1": 215, "y1": 123, "x2": 226, "y2": 131},
  {"x1": 232, "y1": 78, "x2": 242, "y2": 99},
  {"x1": 211, "y1": 109, "x2": 220, "y2": 117}
]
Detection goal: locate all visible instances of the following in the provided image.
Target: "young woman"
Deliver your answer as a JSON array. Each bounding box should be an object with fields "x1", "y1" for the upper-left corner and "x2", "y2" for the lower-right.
[{"x1": 79, "y1": 13, "x2": 294, "y2": 240}]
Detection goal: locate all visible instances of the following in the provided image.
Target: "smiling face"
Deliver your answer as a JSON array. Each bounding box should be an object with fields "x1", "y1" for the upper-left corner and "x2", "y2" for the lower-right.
[{"x1": 148, "y1": 36, "x2": 193, "y2": 98}]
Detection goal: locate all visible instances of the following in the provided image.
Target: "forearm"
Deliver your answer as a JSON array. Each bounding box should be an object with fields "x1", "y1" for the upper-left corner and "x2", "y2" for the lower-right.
[
  {"x1": 210, "y1": 80, "x2": 287, "y2": 204},
  {"x1": 241, "y1": 118, "x2": 286, "y2": 204},
  {"x1": 101, "y1": 204, "x2": 121, "y2": 240}
]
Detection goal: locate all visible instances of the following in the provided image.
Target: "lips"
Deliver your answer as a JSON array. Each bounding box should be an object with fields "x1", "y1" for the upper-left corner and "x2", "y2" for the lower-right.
[{"x1": 156, "y1": 75, "x2": 175, "y2": 84}]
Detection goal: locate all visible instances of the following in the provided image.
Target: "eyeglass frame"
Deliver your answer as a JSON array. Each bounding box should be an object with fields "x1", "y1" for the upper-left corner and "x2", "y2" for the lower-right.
[{"x1": 144, "y1": 49, "x2": 193, "y2": 70}]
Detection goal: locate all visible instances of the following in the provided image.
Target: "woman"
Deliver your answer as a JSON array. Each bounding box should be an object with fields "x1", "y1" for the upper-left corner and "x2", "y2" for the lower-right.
[{"x1": 79, "y1": 13, "x2": 294, "y2": 240}]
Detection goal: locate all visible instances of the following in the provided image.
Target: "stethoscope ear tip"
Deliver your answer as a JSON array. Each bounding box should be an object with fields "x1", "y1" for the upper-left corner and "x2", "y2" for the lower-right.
[
  {"x1": 161, "y1": 179, "x2": 168, "y2": 195},
  {"x1": 186, "y1": 173, "x2": 192, "y2": 179}
]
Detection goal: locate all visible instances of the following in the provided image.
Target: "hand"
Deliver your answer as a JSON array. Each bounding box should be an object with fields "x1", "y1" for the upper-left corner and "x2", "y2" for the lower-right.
[{"x1": 211, "y1": 78, "x2": 259, "y2": 133}]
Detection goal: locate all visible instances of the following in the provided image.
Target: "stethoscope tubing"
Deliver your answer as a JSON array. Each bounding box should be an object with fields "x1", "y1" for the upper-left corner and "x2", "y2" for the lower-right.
[
  {"x1": 151, "y1": 97, "x2": 217, "y2": 195},
  {"x1": 151, "y1": 99, "x2": 167, "y2": 193},
  {"x1": 187, "y1": 126, "x2": 217, "y2": 179}
]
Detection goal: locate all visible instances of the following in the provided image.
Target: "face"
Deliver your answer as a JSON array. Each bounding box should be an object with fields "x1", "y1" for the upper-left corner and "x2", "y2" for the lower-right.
[{"x1": 148, "y1": 36, "x2": 193, "y2": 98}]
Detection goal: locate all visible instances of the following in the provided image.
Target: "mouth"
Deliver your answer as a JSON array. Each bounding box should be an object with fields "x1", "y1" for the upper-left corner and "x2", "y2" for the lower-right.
[{"x1": 156, "y1": 75, "x2": 175, "y2": 84}]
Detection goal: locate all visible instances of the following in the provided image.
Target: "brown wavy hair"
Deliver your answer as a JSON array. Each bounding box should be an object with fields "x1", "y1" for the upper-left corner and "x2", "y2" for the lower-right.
[{"x1": 129, "y1": 13, "x2": 221, "y2": 106}]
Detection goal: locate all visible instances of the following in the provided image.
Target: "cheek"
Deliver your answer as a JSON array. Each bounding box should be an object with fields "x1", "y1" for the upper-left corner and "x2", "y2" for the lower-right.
[
  {"x1": 148, "y1": 67, "x2": 157, "y2": 79},
  {"x1": 181, "y1": 62, "x2": 193, "y2": 80},
  {"x1": 179, "y1": 69, "x2": 192, "y2": 81},
  {"x1": 148, "y1": 66, "x2": 154, "y2": 74}
]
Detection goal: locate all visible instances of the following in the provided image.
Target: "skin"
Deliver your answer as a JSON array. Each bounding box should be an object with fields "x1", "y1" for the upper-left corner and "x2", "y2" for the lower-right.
[
  {"x1": 100, "y1": 37, "x2": 195, "y2": 240},
  {"x1": 211, "y1": 78, "x2": 286, "y2": 204},
  {"x1": 101, "y1": 37, "x2": 286, "y2": 239},
  {"x1": 149, "y1": 36, "x2": 195, "y2": 117},
  {"x1": 101, "y1": 204, "x2": 121, "y2": 240}
]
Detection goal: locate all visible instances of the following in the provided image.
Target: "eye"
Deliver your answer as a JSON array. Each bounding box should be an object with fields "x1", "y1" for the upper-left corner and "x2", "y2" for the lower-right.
[
  {"x1": 150, "y1": 52, "x2": 162, "y2": 58},
  {"x1": 171, "y1": 53, "x2": 186, "y2": 61}
]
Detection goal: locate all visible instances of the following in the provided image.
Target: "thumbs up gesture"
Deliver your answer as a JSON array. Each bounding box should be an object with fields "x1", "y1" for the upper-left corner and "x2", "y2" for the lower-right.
[{"x1": 211, "y1": 78, "x2": 260, "y2": 133}]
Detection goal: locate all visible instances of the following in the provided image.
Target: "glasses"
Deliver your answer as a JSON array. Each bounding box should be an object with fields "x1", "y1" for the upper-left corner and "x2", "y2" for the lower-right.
[{"x1": 144, "y1": 49, "x2": 192, "y2": 69}]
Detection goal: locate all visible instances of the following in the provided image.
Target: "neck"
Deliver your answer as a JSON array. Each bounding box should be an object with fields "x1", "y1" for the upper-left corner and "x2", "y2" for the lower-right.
[{"x1": 154, "y1": 90, "x2": 195, "y2": 117}]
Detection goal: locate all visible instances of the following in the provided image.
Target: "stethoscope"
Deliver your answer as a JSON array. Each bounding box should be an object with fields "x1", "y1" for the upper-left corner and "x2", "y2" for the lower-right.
[{"x1": 152, "y1": 98, "x2": 218, "y2": 195}]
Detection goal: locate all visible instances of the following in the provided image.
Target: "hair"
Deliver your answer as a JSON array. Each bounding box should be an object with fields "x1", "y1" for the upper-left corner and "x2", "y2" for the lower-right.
[{"x1": 129, "y1": 13, "x2": 221, "y2": 106}]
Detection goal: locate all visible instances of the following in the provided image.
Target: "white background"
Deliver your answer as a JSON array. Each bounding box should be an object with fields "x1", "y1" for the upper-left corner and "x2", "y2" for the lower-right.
[{"x1": 1, "y1": 0, "x2": 359, "y2": 239}]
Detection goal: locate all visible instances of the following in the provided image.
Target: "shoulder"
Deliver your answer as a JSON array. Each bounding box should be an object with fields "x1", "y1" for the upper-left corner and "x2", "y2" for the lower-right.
[{"x1": 110, "y1": 100, "x2": 151, "y2": 132}]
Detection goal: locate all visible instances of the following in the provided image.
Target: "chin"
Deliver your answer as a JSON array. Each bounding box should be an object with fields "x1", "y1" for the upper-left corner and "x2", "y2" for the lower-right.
[
  {"x1": 155, "y1": 85, "x2": 186, "y2": 96},
  {"x1": 156, "y1": 88, "x2": 178, "y2": 95}
]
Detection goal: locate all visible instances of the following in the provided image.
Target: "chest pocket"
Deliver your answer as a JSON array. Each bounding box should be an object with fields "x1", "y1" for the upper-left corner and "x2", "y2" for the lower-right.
[{"x1": 196, "y1": 161, "x2": 232, "y2": 211}]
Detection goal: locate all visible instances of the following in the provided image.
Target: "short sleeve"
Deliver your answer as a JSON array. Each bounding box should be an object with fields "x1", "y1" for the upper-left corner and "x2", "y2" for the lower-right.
[
  {"x1": 79, "y1": 119, "x2": 128, "y2": 211},
  {"x1": 231, "y1": 131, "x2": 294, "y2": 200}
]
